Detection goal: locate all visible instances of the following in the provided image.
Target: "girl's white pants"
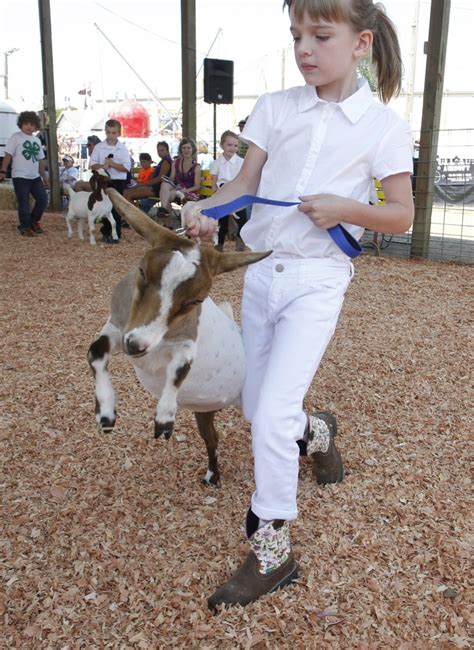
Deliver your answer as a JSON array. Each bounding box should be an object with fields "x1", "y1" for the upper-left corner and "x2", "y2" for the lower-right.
[{"x1": 241, "y1": 256, "x2": 353, "y2": 522}]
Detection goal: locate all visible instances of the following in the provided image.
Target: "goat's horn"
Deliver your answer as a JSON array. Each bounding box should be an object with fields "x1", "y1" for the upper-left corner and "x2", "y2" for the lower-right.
[
  {"x1": 106, "y1": 189, "x2": 186, "y2": 246},
  {"x1": 203, "y1": 247, "x2": 273, "y2": 276}
]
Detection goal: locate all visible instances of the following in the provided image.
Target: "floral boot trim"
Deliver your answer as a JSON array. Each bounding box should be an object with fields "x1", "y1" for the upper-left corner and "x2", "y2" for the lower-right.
[
  {"x1": 307, "y1": 415, "x2": 330, "y2": 455},
  {"x1": 250, "y1": 521, "x2": 291, "y2": 575}
]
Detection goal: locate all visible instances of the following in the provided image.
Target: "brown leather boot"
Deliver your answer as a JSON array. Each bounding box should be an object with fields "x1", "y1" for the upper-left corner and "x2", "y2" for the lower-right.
[
  {"x1": 208, "y1": 519, "x2": 299, "y2": 610},
  {"x1": 306, "y1": 411, "x2": 344, "y2": 485}
]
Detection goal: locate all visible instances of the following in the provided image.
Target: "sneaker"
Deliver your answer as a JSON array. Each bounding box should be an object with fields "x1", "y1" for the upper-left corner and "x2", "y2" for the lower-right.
[
  {"x1": 157, "y1": 207, "x2": 170, "y2": 217},
  {"x1": 19, "y1": 227, "x2": 36, "y2": 237},
  {"x1": 30, "y1": 222, "x2": 44, "y2": 234}
]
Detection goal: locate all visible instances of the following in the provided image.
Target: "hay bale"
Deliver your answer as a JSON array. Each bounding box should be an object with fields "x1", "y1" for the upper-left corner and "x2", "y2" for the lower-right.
[
  {"x1": 0, "y1": 181, "x2": 37, "y2": 210},
  {"x1": 0, "y1": 182, "x2": 18, "y2": 210}
]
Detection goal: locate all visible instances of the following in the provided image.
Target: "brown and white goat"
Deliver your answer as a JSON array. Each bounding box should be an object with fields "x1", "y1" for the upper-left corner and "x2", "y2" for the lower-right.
[
  {"x1": 87, "y1": 190, "x2": 270, "y2": 484},
  {"x1": 64, "y1": 169, "x2": 117, "y2": 245}
]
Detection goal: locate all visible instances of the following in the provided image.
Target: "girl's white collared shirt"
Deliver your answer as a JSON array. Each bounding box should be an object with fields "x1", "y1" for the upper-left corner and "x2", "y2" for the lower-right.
[{"x1": 240, "y1": 80, "x2": 413, "y2": 259}]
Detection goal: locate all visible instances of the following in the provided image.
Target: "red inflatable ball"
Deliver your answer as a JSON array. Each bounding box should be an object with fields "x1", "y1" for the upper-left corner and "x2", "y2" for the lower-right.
[{"x1": 108, "y1": 100, "x2": 150, "y2": 138}]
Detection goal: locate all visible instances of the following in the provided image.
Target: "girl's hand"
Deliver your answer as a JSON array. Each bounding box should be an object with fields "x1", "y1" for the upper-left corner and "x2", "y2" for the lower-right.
[
  {"x1": 181, "y1": 202, "x2": 217, "y2": 239},
  {"x1": 298, "y1": 194, "x2": 351, "y2": 229}
]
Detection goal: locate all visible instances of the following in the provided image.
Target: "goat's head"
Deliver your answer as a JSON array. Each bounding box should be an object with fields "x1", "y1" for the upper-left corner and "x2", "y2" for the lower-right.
[
  {"x1": 107, "y1": 189, "x2": 271, "y2": 357},
  {"x1": 90, "y1": 168, "x2": 112, "y2": 192}
]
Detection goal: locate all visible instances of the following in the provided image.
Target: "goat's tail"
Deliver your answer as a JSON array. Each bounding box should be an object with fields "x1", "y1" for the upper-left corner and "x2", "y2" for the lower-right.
[{"x1": 64, "y1": 184, "x2": 75, "y2": 198}]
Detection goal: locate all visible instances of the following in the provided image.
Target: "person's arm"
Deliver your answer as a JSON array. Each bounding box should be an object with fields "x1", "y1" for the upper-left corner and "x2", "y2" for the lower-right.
[
  {"x1": 39, "y1": 159, "x2": 49, "y2": 188},
  {"x1": 298, "y1": 172, "x2": 414, "y2": 235},
  {"x1": 182, "y1": 142, "x2": 267, "y2": 238},
  {"x1": 169, "y1": 161, "x2": 177, "y2": 182},
  {"x1": 145, "y1": 159, "x2": 171, "y2": 185},
  {"x1": 103, "y1": 158, "x2": 128, "y2": 173},
  {"x1": 0, "y1": 152, "x2": 12, "y2": 181}
]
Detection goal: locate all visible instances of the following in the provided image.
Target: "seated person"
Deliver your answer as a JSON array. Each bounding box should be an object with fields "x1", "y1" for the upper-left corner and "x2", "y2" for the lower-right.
[
  {"x1": 136, "y1": 153, "x2": 154, "y2": 184},
  {"x1": 123, "y1": 141, "x2": 172, "y2": 205},
  {"x1": 158, "y1": 137, "x2": 201, "y2": 222},
  {"x1": 60, "y1": 154, "x2": 79, "y2": 192}
]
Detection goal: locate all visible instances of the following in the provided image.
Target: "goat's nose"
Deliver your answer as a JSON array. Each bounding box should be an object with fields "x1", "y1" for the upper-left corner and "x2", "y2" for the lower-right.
[{"x1": 125, "y1": 336, "x2": 146, "y2": 357}]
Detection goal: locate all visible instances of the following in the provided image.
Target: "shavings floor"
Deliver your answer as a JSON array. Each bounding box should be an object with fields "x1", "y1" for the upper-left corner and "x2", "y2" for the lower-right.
[{"x1": 0, "y1": 211, "x2": 472, "y2": 648}]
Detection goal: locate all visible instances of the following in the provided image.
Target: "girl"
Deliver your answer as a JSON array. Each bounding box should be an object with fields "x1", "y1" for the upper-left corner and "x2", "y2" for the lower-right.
[
  {"x1": 183, "y1": 0, "x2": 414, "y2": 609},
  {"x1": 0, "y1": 111, "x2": 49, "y2": 236},
  {"x1": 158, "y1": 137, "x2": 201, "y2": 227},
  {"x1": 210, "y1": 130, "x2": 247, "y2": 251}
]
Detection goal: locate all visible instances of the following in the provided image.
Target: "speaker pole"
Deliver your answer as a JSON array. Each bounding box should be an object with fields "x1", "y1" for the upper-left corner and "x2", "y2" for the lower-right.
[{"x1": 213, "y1": 103, "x2": 217, "y2": 160}]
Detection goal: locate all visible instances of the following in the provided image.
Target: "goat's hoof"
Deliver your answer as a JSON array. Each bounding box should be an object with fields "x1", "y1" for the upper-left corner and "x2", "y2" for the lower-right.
[
  {"x1": 202, "y1": 469, "x2": 220, "y2": 487},
  {"x1": 100, "y1": 416, "x2": 116, "y2": 432},
  {"x1": 154, "y1": 421, "x2": 174, "y2": 440}
]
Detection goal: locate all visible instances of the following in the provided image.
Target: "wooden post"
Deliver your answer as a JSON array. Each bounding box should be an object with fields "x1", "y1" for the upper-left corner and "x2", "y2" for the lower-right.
[
  {"x1": 38, "y1": 0, "x2": 61, "y2": 211},
  {"x1": 181, "y1": 0, "x2": 196, "y2": 142},
  {"x1": 410, "y1": 0, "x2": 451, "y2": 259}
]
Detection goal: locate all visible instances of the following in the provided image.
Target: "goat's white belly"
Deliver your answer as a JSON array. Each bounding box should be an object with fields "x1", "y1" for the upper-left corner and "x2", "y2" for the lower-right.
[{"x1": 131, "y1": 297, "x2": 245, "y2": 412}]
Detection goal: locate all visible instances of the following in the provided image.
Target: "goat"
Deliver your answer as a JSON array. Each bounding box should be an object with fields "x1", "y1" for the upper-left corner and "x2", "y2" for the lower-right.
[
  {"x1": 87, "y1": 190, "x2": 270, "y2": 485},
  {"x1": 64, "y1": 169, "x2": 117, "y2": 245}
]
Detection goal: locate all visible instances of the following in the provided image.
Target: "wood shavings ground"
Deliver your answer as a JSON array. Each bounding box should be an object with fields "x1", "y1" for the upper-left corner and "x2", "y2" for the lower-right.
[{"x1": 0, "y1": 210, "x2": 472, "y2": 648}]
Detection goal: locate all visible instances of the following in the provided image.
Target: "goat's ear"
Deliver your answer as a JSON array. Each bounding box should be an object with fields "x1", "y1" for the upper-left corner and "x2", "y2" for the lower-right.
[
  {"x1": 106, "y1": 189, "x2": 188, "y2": 247},
  {"x1": 201, "y1": 246, "x2": 272, "y2": 277}
]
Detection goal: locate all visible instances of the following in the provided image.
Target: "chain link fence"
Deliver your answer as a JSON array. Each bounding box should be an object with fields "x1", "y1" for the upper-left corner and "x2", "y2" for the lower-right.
[{"x1": 362, "y1": 128, "x2": 473, "y2": 264}]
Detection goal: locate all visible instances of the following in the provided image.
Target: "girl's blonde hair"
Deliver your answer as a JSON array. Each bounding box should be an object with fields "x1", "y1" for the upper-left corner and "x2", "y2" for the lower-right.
[
  {"x1": 284, "y1": 0, "x2": 401, "y2": 103},
  {"x1": 220, "y1": 130, "x2": 239, "y2": 145}
]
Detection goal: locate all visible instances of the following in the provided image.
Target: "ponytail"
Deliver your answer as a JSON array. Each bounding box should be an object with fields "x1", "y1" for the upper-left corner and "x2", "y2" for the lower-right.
[
  {"x1": 283, "y1": 0, "x2": 402, "y2": 104},
  {"x1": 371, "y1": 3, "x2": 402, "y2": 103}
]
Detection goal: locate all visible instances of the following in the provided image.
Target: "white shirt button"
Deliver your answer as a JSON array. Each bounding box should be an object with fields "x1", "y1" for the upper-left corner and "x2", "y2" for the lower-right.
[{"x1": 275, "y1": 264, "x2": 284, "y2": 272}]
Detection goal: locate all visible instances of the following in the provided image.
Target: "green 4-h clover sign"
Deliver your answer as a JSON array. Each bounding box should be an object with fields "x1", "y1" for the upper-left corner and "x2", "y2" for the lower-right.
[{"x1": 22, "y1": 140, "x2": 41, "y2": 163}]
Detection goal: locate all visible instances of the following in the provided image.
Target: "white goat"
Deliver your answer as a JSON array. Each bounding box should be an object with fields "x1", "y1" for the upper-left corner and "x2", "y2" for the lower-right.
[
  {"x1": 88, "y1": 190, "x2": 270, "y2": 485},
  {"x1": 64, "y1": 169, "x2": 117, "y2": 245}
]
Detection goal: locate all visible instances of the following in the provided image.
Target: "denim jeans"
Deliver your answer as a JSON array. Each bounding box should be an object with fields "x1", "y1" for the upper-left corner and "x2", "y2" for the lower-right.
[{"x1": 12, "y1": 176, "x2": 48, "y2": 230}]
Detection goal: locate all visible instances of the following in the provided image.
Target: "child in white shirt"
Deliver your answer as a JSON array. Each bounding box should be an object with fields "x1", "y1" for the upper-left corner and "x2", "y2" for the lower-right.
[
  {"x1": 0, "y1": 111, "x2": 49, "y2": 236},
  {"x1": 90, "y1": 119, "x2": 131, "y2": 242},
  {"x1": 183, "y1": 0, "x2": 414, "y2": 610},
  {"x1": 209, "y1": 130, "x2": 247, "y2": 251}
]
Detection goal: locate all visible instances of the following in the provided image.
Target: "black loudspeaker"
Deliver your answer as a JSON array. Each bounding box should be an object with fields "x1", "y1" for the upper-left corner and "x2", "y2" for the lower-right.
[{"x1": 204, "y1": 58, "x2": 234, "y2": 104}]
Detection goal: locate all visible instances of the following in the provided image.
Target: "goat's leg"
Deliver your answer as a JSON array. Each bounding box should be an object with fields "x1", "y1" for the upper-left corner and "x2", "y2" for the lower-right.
[
  {"x1": 87, "y1": 319, "x2": 121, "y2": 431},
  {"x1": 77, "y1": 217, "x2": 85, "y2": 241},
  {"x1": 108, "y1": 214, "x2": 118, "y2": 241},
  {"x1": 154, "y1": 352, "x2": 193, "y2": 440},
  {"x1": 66, "y1": 210, "x2": 75, "y2": 239},
  {"x1": 194, "y1": 411, "x2": 220, "y2": 486},
  {"x1": 88, "y1": 213, "x2": 97, "y2": 245}
]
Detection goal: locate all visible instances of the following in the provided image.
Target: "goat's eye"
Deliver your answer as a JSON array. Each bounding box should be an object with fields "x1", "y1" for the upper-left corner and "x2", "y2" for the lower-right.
[
  {"x1": 138, "y1": 267, "x2": 145, "y2": 281},
  {"x1": 182, "y1": 298, "x2": 204, "y2": 309}
]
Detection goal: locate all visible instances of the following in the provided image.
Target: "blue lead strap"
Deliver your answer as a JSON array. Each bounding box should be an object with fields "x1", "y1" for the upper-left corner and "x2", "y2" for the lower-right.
[{"x1": 200, "y1": 194, "x2": 362, "y2": 259}]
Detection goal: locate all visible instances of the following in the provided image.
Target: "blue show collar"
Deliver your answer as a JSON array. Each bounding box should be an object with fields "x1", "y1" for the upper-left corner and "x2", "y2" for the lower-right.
[{"x1": 200, "y1": 194, "x2": 362, "y2": 259}]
